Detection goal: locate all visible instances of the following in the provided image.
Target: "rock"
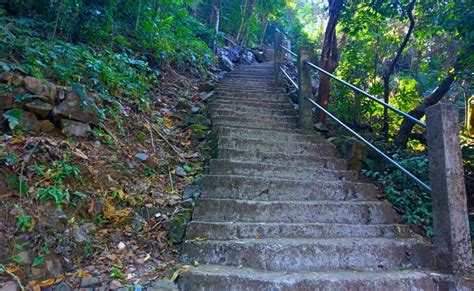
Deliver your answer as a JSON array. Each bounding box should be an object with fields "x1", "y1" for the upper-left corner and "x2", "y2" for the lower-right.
[
  {"x1": 175, "y1": 167, "x2": 187, "y2": 177},
  {"x1": 183, "y1": 185, "x2": 200, "y2": 200},
  {"x1": 31, "y1": 267, "x2": 46, "y2": 278},
  {"x1": 131, "y1": 214, "x2": 146, "y2": 232},
  {"x1": 39, "y1": 120, "x2": 56, "y2": 133},
  {"x1": 182, "y1": 198, "x2": 194, "y2": 208},
  {"x1": 25, "y1": 100, "x2": 53, "y2": 118},
  {"x1": 135, "y1": 152, "x2": 149, "y2": 161},
  {"x1": 2, "y1": 72, "x2": 23, "y2": 85},
  {"x1": 252, "y1": 49, "x2": 266, "y2": 63},
  {"x1": 198, "y1": 82, "x2": 215, "y2": 92},
  {"x1": 55, "y1": 282, "x2": 73, "y2": 291},
  {"x1": 148, "y1": 279, "x2": 178, "y2": 291},
  {"x1": 339, "y1": 137, "x2": 368, "y2": 171},
  {"x1": 189, "y1": 114, "x2": 209, "y2": 126},
  {"x1": 218, "y1": 55, "x2": 234, "y2": 72},
  {"x1": 117, "y1": 241, "x2": 126, "y2": 250},
  {"x1": 164, "y1": 210, "x2": 192, "y2": 244},
  {"x1": 80, "y1": 277, "x2": 102, "y2": 288},
  {"x1": 4, "y1": 109, "x2": 40, "y2": 133},
  {"x1": 0, "y1": 94, "x2": 14, "y2": 110},
  {"x1": 314, "y1": 122, "x2": 329, "y2": 132},
  {"x1": 51, "y1": 209, "x2": 68, "y2": 221},
  {"x1": 60, "y1": 119, "x2": 92, "y2": 137},
  {"x1": 176, "y1": 100, "x2": 191, "y2": 112},
  {"x1": 74, "y1": 225, "x2": 91, "y2": 243},
  {"x1": 23, "y1": 76, "x2": 58, "y2": 104},
  {"x1": 191, "y1": 106, "x2": 200, "y2": 113},
  {"x1": 109, "y1": 280, "x2": 122, "y2": 290},
  {"x1": 1, "y1": 281, "x2": 19, "y2": 291},
  {"x1": 53, "y1": 89, "x2": 99, "y2": 124},
  {"x1": 189, "y1": 124, "x2": 207, "y2": 141},
  {"x1": 45, "y1": 258, "x2": 63, "y2": 276},
  {"x1": 17, "y1": 250, "x2": 31, "y2": 265},
  {"x1": 82, "y1": 223, "x2": 97, "y2": 233}
]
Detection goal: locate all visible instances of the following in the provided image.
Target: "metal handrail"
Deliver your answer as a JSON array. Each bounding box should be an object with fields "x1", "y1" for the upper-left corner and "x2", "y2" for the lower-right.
[
  {"x1": 280, "y1": 67, "x2": 299, "y2": 90},
  {"x1": 306, "y1": 97, "x2": 431, "y2": 191},
  {"x1": 280, "y1": 45, "x2": 298, "y2": 58},
  {"x1": 275, "y1": 44, "x2": 431, "y2": 191},
  {"x1": 304, "y1": 61, "x2": 426, "y2": 128}
]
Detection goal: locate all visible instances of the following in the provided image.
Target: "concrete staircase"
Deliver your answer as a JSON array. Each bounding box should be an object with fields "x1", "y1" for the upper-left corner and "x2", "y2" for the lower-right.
[{"x1": 178, "y1": 63, "x2": 466, "y2": 290}]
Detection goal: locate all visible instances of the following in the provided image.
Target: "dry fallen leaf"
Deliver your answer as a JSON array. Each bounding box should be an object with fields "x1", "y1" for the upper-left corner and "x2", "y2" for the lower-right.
[
  {"x1": 170, "y1": 265, "x2": 193, "y2": 282},
  {"x1": 76, "y1": 269, "x2": 93, "y2": 278}
]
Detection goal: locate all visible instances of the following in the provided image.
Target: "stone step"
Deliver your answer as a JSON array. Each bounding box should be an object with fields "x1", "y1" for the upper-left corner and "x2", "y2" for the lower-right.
[
  {"x1": 225, "y1": 74, "x2": 274, "y2": 79},
  {"x1": 218, "y1": 137, "x2": 336, "y2": 156},
  {"x1": 211, "y1": 110, "x2": 298, "y2": 123},
  {"x1": 215, "y1": 124, "x2": 307, "y2": 134},
  {"x1": 217, "y1": 148, "x2": 347, "y2": 169},
  {"x1": 214, "y1": 85, "x2": 285, "y2": 94},
  {"x1": 178, "y1": 265, "x2": 448, "y2": 291},
  {"x1": 212, "y1": 106, "x2": 297, "y2": 117},
  {"x1": 213, "y1": 95, "x2": 288, "y2": 103},
  {"x1": 185, "y1": 221, "x2": 413, "y2": 240},
  {"x1": 209, "y1": 160, "x2": 358, "y2": 182},
  {"x1": 211, "y1": 99, "x2": 294, "y2": 110},
  {"x1": 193, "y1": 199, "x2": 399, "y2": 224},
  {"x1": 181, "y1": 238, "x2": 433, "y2": 271},
  {"x1": 217, "y1": 85, "x2": 279, "y2": 91},
  {"x1": 216, "y1": 126, "x2": 319, "y2": 142},
  {"x1": 219, "y1": 81, "x2": 277, "y2": 88},
  {"x1": 213, "y1": 118, "x2": 299, "y2": 131},
  {"x1": 201, "y1": 175, "x2": 376, "y2": 201}
]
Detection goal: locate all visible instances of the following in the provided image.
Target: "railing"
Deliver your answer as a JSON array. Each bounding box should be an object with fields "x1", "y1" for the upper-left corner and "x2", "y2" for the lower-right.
[
  {"x1": 274, "y1": 32, "x2": 471, "y2": 275},
  {"x1": 276, "y1": 42, "x2": 430, "y2": 191}
]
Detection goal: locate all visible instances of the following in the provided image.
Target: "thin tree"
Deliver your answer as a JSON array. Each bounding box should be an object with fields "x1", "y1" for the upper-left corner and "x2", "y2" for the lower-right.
[
  {"x1": 394, "y1": 59, "x2": 461, "y2": 148},
  {"x1": 316, "y1": 0, "x2": 344, "y2": 123},
  {"x1": 381, "y1": 0, "x2": 416, "y2": 137}
]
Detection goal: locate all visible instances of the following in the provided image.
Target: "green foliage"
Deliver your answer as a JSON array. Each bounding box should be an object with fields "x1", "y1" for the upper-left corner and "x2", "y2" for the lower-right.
[
  {"x1": 363, "y1": 154, "x2": 433, "y2": 235},
  {"x1": 32, "y1": 256, "x2": 44, "y2": 267},
  {"x1": 3, "y1": 108, "x2": 23, "y2": 131},
  {"x1": 2, "y1": 1, "x2": 212, "y2": 70},
  {"x1": 110, "y1": 267, "x2": 125, "y2": 279},
  {"x1": 29, "y1": 153, "x2": 81, "y2": 208},
  {"x1": 16, "y1": 213, "x2": 33, "y2": 232}
]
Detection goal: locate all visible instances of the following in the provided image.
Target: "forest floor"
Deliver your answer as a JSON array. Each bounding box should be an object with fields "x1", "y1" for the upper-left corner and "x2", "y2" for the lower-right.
[{"x1": 0, "y1": 17, "x2": 223, "y2": 288}]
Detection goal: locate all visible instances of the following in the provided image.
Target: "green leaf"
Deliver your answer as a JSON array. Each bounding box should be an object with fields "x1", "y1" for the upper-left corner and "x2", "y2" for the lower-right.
[
  {"x1": 32, "y1": 256, "x2": 44, "y2": 267},
  {"x1": 3, "y1": 108, "x2": 23, "y2": 130},
  {"x1": 110, "y1": 267, "x2": 125, "y2": 279}
]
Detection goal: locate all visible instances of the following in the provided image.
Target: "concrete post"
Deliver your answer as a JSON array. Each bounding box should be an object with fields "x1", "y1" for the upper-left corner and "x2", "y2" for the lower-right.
[
  {"x1": 426, "y1": 103, "x2": 472, "y2": 275},
  {"x1": 297, "y1": 47, "x2": 314, "y2": 130},
  {"x1": 274, "y1": 32, "x2": 283, "y2": 86}
]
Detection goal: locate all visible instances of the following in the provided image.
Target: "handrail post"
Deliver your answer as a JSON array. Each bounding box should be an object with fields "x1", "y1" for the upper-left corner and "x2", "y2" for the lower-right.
[
  {"x1": 274, "y1": 32, "x2": 283, "y2": 86},
  {"x1": 426, "y1": 103, "x2": 472, "y2": 275},
  {"x1": 297, "y1": 47, "x2": 314, "y2": 129}
]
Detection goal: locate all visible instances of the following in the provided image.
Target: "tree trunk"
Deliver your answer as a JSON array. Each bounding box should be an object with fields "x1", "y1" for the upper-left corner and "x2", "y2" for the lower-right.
[
  {"x1": 236, "y1": 0, "x2": 248, "y2": 43},
  {"x1": 260, "y1": 16, "x2": 269, "y2": 47},
  {"x1": 394, "y1": 70, "x2": 456, "y2": 148},
  {"x1": 382, "y1": 0, "x2": 416, "y2": 137},
  {"x1": 316, "y1": 0, "x2": 344, "y2": 123},
  {"x1": 135, "y1": 0, "x2": 143, "y2": 32},
  {"x1": 213, "y1": 3, "x2": 220, "y2": 53},
  {"x1": 241, "y1": 0, "x2": 255, "y2": 47}
]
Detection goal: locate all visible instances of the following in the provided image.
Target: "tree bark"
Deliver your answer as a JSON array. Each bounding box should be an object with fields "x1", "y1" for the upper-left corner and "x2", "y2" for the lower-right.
[
  {"x1": 135, "y1": 0, "x2": 143, "y2": 32},
  {"x1": 236, "y1": 0, "x2": 248, "y2": 43},
  {"x1": 394, "y1": 70, "x2": 456, "y2": 148},
  {"x1": 316, "y1": 0, "x2": 344, "y2": 123},
  {"x1": 382, "y1": 0, "x2": 416, "y2": 137},
  {"x1": 241, "y1": 0, "x2": 256, "y2": 47},
  {"x1": 213, "y1": 3, "x2": 220, "y2": 53}
]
